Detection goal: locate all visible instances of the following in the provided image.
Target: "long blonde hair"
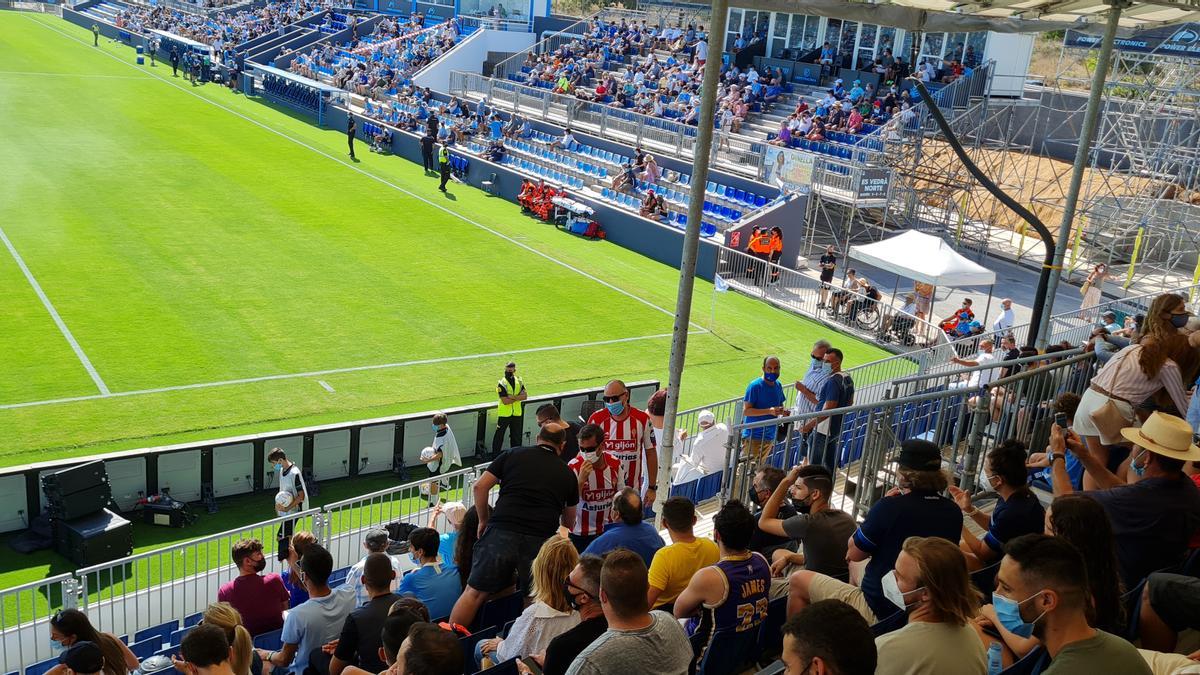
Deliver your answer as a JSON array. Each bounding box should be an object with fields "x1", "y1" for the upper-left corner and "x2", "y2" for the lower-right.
[
  {"x1": 903, "y1": 537, "x2": 980, "y2": 626},
  {"x1": 530, "y1": 537, "x2": 579, "y2": 613},
  {"x1": 201, "y1": 603, "x2": 253, "y2": 675}
]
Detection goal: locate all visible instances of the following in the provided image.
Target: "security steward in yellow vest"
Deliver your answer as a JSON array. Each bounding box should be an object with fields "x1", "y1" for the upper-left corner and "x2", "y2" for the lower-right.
[
  {"x1": 491, "y1": 361, "x2": 527, "y2": 458},
  {"x1": 438, "y1": 144, "x2": 452, "y2": 192}
]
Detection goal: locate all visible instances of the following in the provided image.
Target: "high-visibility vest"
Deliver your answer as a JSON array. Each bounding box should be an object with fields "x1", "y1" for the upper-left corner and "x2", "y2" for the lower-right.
[
  {"x1": 497, "y1": 375, "x2": 525, "y2": 417},
  {"x1": 439, "y1": 147, "x2": 450, "y2": 165},
  {"x1": 749, "y1": 232, "x2": 771, "y2": 254}
]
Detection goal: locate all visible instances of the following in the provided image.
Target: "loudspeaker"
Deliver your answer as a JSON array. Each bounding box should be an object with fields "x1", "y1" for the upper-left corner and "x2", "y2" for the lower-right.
[
  {"x1": 42, "y1": 460, "x2": 108, "y2": 497},
  {"x1": 45, "y1": 482, "x2": 112, "y2": 521},
  {"x1": 54, "y1": 508, "x2": 133, "y2": 567}
]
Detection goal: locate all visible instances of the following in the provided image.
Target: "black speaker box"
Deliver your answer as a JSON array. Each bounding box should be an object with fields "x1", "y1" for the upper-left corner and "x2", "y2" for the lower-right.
[
  {"x1": 54, "y1": 508, "x2": 133, "y2": 567},
  {"x1": 45, "y1": 482, "x2": 112, "y2": 520},
  {"x1": 42, "y1": 460, "x2": 108, "y2": 497}
]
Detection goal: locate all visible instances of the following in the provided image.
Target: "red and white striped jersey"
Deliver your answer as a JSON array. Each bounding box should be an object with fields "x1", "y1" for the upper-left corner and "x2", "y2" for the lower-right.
[
  {"x1": 566, "y1": 453, "x2": 621, "y2": 536},
  {"x1": 587, "y1": 406, "x2": 656, "y2": 492}
]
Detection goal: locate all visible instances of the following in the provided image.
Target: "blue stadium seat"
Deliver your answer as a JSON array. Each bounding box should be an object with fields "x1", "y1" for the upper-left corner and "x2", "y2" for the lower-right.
[
  {"x1": 998, "y1": 647, "x2": 1048, "y2": 675},
  {"x1": 130, "y1": 637, "x2": 162, "y2": 660},
  {"x1": 476, "y1": 659, "x2": 519, "y2": 675},
  {"x1": 135, "y1": 621, "x2": 177, "y2": 645},
  {"x1": 459, "y1": 626, "x2": 499, "y2": 675},
  {"x1": 474, "y1": 591, "x2": 524, "y2": 633},
  {"x1": 695, "y1": 627, "x2": 758, "y2": 674},
  {"x1": 168, "y1": 626, "x2": 193, "y2": 646},
  {"x1": 700, "y1": 223, "x2": 718, "y2": 238},
  {"x1": 183, "y1": 612, "x2": 202, "y2": 628},
  {"x1": 253, "y1": 629, "x2": 283, "y2": 651},
  {"x1": 754, "y1": 195, "x2": 767, "y2": 208},
  {"x1": 25, "y1": 658, "x2": 61, "y2": 675}
]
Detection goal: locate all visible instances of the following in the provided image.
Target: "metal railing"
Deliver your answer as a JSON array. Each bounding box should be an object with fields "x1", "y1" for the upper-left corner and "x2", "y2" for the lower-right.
[
  {"x1": 456, "y1": 14, "x2": 532, "y2": 34},
  {"x1": 878, "y1": 61, "x2": 995, "y2": 141},
  {"x1": 0, "y1": 575, "x2": 79, "y2": 674},
  {"x1": 719, "y1": 350, "x2": 1096, "y2": 520}
]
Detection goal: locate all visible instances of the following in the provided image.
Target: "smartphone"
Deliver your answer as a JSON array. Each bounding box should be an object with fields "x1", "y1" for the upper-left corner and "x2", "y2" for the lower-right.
[
  {"x1": 521, "y1": 657, "x2": 544, "y2": 674},
  {"x1": 1054, "y1": 412, "x2": 1068, "y2": 429}
]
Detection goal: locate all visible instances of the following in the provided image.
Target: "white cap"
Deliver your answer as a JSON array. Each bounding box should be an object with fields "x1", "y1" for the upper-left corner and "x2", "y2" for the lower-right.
[{"x1": 698, "y1": 410, "x2": 716, "y2": 425}]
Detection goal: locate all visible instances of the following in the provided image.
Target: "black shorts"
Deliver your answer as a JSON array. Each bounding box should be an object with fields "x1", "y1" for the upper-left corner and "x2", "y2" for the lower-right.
[
  {"x1": 1147, "y1": 572, "x2": 1200, "y2": 632},
  {"x1": 467, "y1": 527, "x2": 550, "y2": 594}
]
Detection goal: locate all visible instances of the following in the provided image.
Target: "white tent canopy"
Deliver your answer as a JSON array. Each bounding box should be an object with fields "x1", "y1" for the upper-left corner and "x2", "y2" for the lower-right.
[{"x1": 848, "y1": 230, "x2": 996, "y2": 287}]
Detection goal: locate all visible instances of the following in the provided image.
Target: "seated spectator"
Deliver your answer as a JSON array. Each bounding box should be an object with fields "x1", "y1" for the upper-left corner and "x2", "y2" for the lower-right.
[
  {"x1": 485, "y1": 139, "x2": 506, "y2": 162},
  {"x1": 995, "y1": 535, "x2": 1150, "y2": 674},
  {"x1": 392, "y1": 622, "x2": 464, "y2": 675},
  {"x1": 428, "y1": 501, "x2": 467, "y2": 570},
  {"x1": 259, "y1": 544, "x2": 355, "y2": 675},
  {"x1": 758, "y1": 465, "x2": 856, "y2": 586},
  {"x1": 788, "y1": 439, "x2": 962, "y2": 623},
  {"x1": 746, "y1": 466, "x2": 798, "y2": 558},
  {"x1": 281, "y1": 530, "x2": 319, "y2": 608},
  {"x1": 217, "y1": 538, "x2": 289, "y2": 637},
  {"x1": 638, "y1": 192, "x2": 666, "y2": 221},
  {"x1": 1138, "y1": 572, "x2": 1200, "y2": 657},
  {"x1": 195, "y1": 603, "x2": 259, "y2": 675},
  {"x1": 398, "y1": 527, "x2": 461, "y2": 620},
  {"x1": 521, "y1": 554, "x2": 607, "y2": 675},
  {"x1": 646, "y1": 496, "x2": 718, "y2": 611},
  {"x1": 584, "y1": 487, "x2": 664, "y2": 566},
  {"x1": 550, "y1": 127, "x2": 577, "y2": 151},
  {"x1": 48, "y1": 609, "x2": 139, "y2": 675},
  {"x1": 330, "y1": 553, "x2": 403, "y2": 675},
  {"x1": 344, "y1": 528, "x2": 405, "y2": 607},
  {"x1": 1027, "y1": 393, "x2": 1085, "y2": 490},
  {"x1": 563, "y1": 549, "x2": 692, "y2": 675},
  {"x1": 478, "y1": 537, "x2": 580, "y2": 668},
  {"x1": 178, "y1": 625, "x2": 238, "y2": 675},
  {"x1": 1048, "y1": 413, "x2": 1200, "y2": 586},
  {"x1": 611, "y1": 160, "x2": 636, "y2": 192},
  {"x1": 781, "y1": 600, "x2": 878, "y2": 675},
  {"x1": 874, "y1": 537, "x2": 986, "y2": 675},
  {"x1": 948, "y1": 440, "x2": 1045, "y2": 570},
  {"x1": 340, "y1": 609, "x2": 427, "y2": 675},
  {"x1": 59, "y1": 642, "x2": 107, "y2": 675},
  {"x1": 674, "y1": 501, "x2": 771, "y2": 664}
]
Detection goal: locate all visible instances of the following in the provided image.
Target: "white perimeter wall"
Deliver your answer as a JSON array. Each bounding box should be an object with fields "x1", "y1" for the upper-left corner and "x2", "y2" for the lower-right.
[{"x1": 414, "y1": 28, "x2": 536, "y2": 93}]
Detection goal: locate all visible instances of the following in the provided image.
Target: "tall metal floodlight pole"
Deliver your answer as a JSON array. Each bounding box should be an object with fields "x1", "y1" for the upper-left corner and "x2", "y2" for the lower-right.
[
  {"x1": 655, "y1": 0, "x2": 729, "y2": 522},
  {"x1": 1035, "y1": 0, "x2": 1128, "y2": 347}
]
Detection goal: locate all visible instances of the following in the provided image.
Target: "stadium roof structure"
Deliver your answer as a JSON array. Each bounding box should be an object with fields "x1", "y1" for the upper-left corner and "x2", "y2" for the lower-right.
[{"x1": 726, "y1": 0, "x2": 1200, "y2": 31}]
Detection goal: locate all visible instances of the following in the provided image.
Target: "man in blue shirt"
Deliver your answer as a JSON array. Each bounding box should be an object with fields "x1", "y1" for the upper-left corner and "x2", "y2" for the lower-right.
[
  {"x1": 797, "y1": 348, "x2": 854, "y2": 474},
  {"x1": 949, "y1": 439, "x2": 1045, "y2": 570},
  {"x1": 398, "y1": 527, "x2": 462, "y2": 620},
  {"x1": 584, "y1": 487, "x2": 664, "y2": 566},
  {"x1": 742, "y1": 355, "x2": 787, "y2": 466},
  {"x1": 260, "y1": 545, "x2": 355, "y2": 674},
  {"x1": 786, "y1": 439, "x2": 962, "y2": 623},
  {"x1": 488, "y1": 115, "x2": 504, "y2": 141}
]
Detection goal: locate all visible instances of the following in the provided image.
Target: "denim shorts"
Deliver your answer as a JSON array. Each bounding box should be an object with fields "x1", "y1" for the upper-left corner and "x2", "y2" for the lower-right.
[{"x1": 467, "y1": 526, "x2": 550, "y2": 594}]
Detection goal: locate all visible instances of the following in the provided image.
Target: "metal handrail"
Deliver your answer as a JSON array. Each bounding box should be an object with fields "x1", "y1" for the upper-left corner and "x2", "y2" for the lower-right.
[{"x1": 889, "y1": 347, "x2": 1084, "y2": 386}]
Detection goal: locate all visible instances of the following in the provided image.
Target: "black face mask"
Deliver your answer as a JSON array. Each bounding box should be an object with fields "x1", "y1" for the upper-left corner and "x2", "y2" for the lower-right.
[
  {"x1": 791, "y1": 496, "x2": 811, "y2": 514},
  {"x1": 253, "y1": 558, "x2": 267, "y2": 573},
  {"x1": 563, "y1": 582, "x2": 589, "y2": 610},
  {"x1": 749, "y1": 490, "x2": 763, "y2": 507}
]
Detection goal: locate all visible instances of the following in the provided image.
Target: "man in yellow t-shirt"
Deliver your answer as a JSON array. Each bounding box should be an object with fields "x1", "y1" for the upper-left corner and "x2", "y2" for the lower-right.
[{"x1": 646, "y1": 497, "x2": 719, "y2": 611}]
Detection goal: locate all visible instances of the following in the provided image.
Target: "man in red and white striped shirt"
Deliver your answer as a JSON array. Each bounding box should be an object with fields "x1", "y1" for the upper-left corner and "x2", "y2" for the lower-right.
[
  {"x1": 566, "y1": 423, "x2": 621, "y2": 552},
  {"x1": 587, "y1": 379, "x2": 659, "y2": 511}
]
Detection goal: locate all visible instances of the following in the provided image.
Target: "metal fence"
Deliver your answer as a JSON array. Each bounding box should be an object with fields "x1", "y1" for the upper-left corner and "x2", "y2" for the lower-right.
[
  {"x1": 457, "y1": 14, "x2": 533, "y2": 34},
  {"x1": 0, "y1": 575, "x2": 78, "y2": 674},
  {"x1": 719, "y1": 349, "x2": 1095, "y2": 520},
  {"x1": 877, "y1": 61, "x2": 995, "y2": 141}
]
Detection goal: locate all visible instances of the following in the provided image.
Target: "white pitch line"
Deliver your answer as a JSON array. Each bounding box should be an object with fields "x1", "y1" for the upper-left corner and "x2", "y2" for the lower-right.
[
  {"x1": 0, "y1": 70, "x2": 152, "y2": 80},
  {"x1": 26, "y1": 16, "x2": 704, "y2": 331},
  {"x1": 0, "y1": 224, "x2": 110, "y2": 395},
  {"x1": 0, "y1": 331, "x2": 703, "y2": 410},
  {"x1": 317, "y1": 380, "x2": 335, "y2": 393}
]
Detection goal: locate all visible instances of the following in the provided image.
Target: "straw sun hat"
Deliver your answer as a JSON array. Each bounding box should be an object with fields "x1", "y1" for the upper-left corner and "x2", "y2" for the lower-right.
[{"x1": 1120, "y1": 412, "x2": 1200, "y2": 462}]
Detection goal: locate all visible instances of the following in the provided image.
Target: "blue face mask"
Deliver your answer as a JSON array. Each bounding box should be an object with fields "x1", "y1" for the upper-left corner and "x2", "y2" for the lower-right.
[
  {"x1": 274, "y1": 462, "x2": 283, "y2": 472},
  {"x1": 992, "y1": 591, "x2": 1045, "y2": 638},
  {"x1": 432, "y1": 423, "x2": 439, "y2": 431},
  {"x1": 49, "y1": 639, "x2": 65, "y2": 653},
  {"x1": 606, "y1": 401, "x2": 625, "y2": 416},
  {"x1": 1131, "y1": 449, "x2": 1148, "y2": 478},
  {"x1": 820, "y1": 362, "x2": 833, "y2": 375},
  {"x1": 763, "y1": 371, "x2": 779, "y2": 383}
]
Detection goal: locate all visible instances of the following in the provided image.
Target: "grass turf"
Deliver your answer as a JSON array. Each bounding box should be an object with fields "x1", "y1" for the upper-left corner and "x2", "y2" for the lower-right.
[{"x1": 0, "y1": 12, "x2": 892, "y2": 595}]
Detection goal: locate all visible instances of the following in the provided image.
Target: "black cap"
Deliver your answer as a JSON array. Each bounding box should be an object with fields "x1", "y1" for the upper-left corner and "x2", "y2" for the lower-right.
[
  {"x1": 61, "y1": 642, "x2": 104, "y2": 674},
  {"x1": 897, "y1": 439, "x2": 942, "y2": 471}
]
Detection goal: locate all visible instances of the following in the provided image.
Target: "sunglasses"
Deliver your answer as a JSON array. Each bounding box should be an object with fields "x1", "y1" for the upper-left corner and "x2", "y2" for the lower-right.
[{"x1": 602, "y1": 393, "x2": 626, "y2": 402}]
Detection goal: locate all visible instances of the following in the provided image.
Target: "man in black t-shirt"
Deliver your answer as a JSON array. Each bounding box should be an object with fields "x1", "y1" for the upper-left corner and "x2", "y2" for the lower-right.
[
  {"x1": 420, "y1": 132, "x2": 436, "y2": 174},
  {"x1": 329, "y1": 553, "x2": 401, "y2": 675},
  {"x1": 536, "y1": 403, "x2": 580, "y2": 463},
  {"x1": 347, "y1": 117, "x2": 357, "y2": 160},
  {"x1": 817, "y1": 245, "x2": 836, "y2": 309},
  {"x1": 449, "y1": 425, "x2": 579, "y2": 628},
  {"x1": 523, "y1": 554, "x2": 607, "y2": 675}
]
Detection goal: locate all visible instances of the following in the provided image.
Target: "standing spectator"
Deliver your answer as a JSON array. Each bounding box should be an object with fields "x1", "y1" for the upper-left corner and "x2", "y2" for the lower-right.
[
  {"x1": 420, "y1": 412, "x2": 461, "y2": 508},
  {"x1": 674, "y1": 501, "x2": 771, "y2": 663},
  {"x1": 797, "y1": 348, "x2": 854, "y2": 475},
  {"x1": 537, "y1": 403, "x2": 580, "y2": 463},
  {"x1": 647, "y1": 497, "x2": 719, "y2": 611},
  {"x1": 746, "y1": 467, "x2": 798, "y2": 558},
  {"x1": 758, "y1": 465, "x2": 856, "y2": 583},
  {"x1": 347, "y1": 116, "x2": 357, "y2": 160},
  {"x1": 449, "y1": 425, "x2": 579, "y2": 627},
  {"x1": 1047, "y1": 413, "x2": 1200, "y2": 586},
  {"x1": 178, "y1": 625, "x2": 236, "y2": 675},
  {"x1": 1080, "y1": 263, "x2": 1110, "y2": 316},
  {"x1": 217, "y1": 538, "x2": 289, "y2": 636},
  {"x1": 914, "y1": 281, "x2": 935, "y2": 321},
  {"x1": 566, "y1": 424, "x2": 621, "y2": 552},
  {"x1": 587, "y1": 379, "x2": 658, "y2": 509},
  {"x1": 787, "y1": 439, "x2": 962, "y2": 623},
  {"x1": 48, "y1": 610, "x2": 139, "y2": 675},
  {"x1": 948, "y1": 440, "x2": 1045, "y2": 571},
  {"x1": 791, "y1": 340, "x2": 832, "y2": 461},
  {"x1": 343, "y1": 529, "x2": 405, "y2": 608},
  {"x1": 477, "y1": 537, "x2": 581, "y2": 668},
  {"x1": 330, "y1": 553, "x2": 403, "y2": 675},
  {"x1": 992, "y1": 298, "x2": 1015, "y2": 335},
  {"x1": 268, "y1": 448, "x2": 308, "y2": 536},
  {"x1": 259, "y1": 545, "x2": 355, "y2": 675},
  {"x1": 492, "y1": 361, "x2": 527, "y2": 459},
  {"x1": 994, "y1": 535, "x2": 1151, "y2": 674},
  {"x1": 420, "y1": 130, "x2": 436, "y2": 174},
  {"x1": 92, "y1": 23, "x2": 99, "y2": 46},
  {"x1": 742, "y1": 356, "x2": 787, "y2": 466},
  {"x1": 437, "y1": 144, "x2": 451, "y2": 191},
  {"x1": 398, "y1": 527, "x2": 461, "y2": 621},
  {"x1": 817, "y1": 246, "x2": 837, "y2": 309},
  {"x1": 873, "y1": 537, "x2": 986, "y2": 675},
  {"x1": 392, "y1": 622, "x2": 464, "y2": 675},
  {"x1": 170, "y1": 46, "x2": 179, "y2": 77},
  {"x1": 525, "y1": 555, "x2": 607, "y2": 675},
  {"x1": 564, "y1": 550, "x2": 693, "y2": 675},
  {"x1": 583, "y1": 487, "x2": 664, "y2": 566},
  {"x1": 780, "y1": 601, "x2": 877, "y2": 675}
]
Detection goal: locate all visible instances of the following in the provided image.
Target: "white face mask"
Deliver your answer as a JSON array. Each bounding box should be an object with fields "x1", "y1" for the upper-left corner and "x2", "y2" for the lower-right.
[
  {"x1": 882, "y1": 570, "x2": 924, "y2": 610},
  {"x1": 582, "y1": 451, "x2": 600, "y2": 463}
]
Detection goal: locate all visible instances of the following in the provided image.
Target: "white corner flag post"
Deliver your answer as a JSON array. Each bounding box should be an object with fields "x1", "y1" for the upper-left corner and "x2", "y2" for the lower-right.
[{"x1": 655, "y1": 0, "x2": 730, "y2": 528}]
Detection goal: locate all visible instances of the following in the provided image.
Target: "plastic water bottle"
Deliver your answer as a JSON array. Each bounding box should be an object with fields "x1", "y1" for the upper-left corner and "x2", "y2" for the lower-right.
[{"x1": 987, "y1": 642, "x2": 1003, "y2": 675}]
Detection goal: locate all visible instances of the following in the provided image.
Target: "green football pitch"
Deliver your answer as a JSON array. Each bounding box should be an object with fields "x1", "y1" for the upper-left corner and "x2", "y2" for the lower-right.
[{"x1": 0, "y1": 12, "x2": 891, "y2": 469}]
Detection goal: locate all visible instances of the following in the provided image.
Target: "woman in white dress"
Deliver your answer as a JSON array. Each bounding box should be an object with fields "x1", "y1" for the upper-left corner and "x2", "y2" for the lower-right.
[{"x1": 1080, "y1": 263, "x2": 1109, "y2": 317}]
